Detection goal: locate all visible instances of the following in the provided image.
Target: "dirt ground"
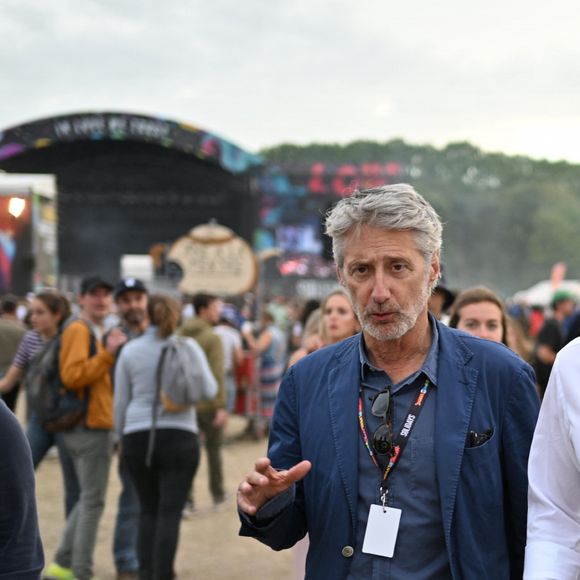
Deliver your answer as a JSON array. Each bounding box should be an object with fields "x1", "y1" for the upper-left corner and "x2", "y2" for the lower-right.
[{"x1": 34, "y1": 416, "x2": 295, "y2": 580}]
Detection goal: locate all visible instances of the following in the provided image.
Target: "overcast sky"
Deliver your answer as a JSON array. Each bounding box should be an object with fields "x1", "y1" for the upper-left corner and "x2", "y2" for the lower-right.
[{"x1": 2, "y1": 0, "x2": 579, "y2": 162}]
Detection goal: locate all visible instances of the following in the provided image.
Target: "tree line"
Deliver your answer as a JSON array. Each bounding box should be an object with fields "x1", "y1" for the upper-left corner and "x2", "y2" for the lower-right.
[{"x1": 261, "y1": 139, "x2": 580, "y2": 297}]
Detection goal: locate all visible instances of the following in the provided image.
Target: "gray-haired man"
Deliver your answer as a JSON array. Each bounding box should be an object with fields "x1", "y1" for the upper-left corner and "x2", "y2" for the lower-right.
[{"x1": 238, "y1": 184, "x2": 539, "y2": 579}]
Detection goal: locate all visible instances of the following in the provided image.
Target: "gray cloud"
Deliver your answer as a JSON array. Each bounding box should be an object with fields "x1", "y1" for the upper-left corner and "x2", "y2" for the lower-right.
[{"x1": 1, "y1": 0, "x2": 579, "y2": 161}]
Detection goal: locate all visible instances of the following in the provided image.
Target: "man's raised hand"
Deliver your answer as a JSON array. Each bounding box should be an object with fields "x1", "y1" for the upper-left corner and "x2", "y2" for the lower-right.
[{"x1": 237, "y1": 457, "x2": 312, "y2": 516}]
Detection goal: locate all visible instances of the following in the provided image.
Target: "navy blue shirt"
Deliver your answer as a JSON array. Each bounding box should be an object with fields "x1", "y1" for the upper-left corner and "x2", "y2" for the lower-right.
[
  {"x1": 346, "y1": 318, "x2": 452, "y2": 580},
  {"x1": 0, "y1": 400, "x2": 44, "y2": 578}
]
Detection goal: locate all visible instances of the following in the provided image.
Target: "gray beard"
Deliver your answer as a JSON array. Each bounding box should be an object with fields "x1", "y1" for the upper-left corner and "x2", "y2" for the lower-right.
[{"x1": 348, "y1": 283, "x2": 430, "y2": 342}]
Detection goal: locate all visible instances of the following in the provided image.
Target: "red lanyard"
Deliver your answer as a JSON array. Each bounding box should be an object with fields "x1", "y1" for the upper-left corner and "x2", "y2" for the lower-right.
[{"x1": 358, "y1": 379, "x2": 431, "y2": 500}]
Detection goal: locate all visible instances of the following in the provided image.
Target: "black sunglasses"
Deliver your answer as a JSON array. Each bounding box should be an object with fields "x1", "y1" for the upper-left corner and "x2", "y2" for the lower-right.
[{"x1": 371, "y1": 388, "x2": 394, "y2": 456}]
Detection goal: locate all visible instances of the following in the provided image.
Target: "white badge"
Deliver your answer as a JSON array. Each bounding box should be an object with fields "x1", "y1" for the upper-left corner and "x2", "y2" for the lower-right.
[{"x1": 362, "y1": 504, "x2": 402, "y2": 558}]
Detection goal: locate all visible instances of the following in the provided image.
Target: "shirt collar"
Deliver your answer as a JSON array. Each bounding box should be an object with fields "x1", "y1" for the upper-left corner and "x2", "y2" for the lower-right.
[{"x1": 359, "y1": 313, "x2": 439, "y2": 387}]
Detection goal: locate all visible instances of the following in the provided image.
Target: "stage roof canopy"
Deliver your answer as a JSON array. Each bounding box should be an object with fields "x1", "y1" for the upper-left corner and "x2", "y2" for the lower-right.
[{"x1": 0, "y1": 111, "x2": 262, "y2": 175}]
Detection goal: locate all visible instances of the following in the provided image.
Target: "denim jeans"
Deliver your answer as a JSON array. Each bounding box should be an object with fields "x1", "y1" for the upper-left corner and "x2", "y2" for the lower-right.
[
  {"x1": 26, "y1": 412, "x2": 80, "y2": 517},
  {"x1": 55, "y1": 427, "x2": 114, "y2": 580},
  {"x1": 113, "y1": 454, "x2": 140, "y2": 573},
  {"x1": 123, "y1": 428, "x2": 199, "y2": 580}
]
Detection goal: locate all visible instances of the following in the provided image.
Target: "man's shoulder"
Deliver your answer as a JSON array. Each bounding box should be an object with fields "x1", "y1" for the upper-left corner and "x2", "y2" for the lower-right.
[
  {"x1": 180, "y1": 317, "x2": 212, "y2": 337},
  {"x1": 439, "y1": 323, "x2": 526, "y2": 369},
  {"x1": 555, "y1": 337, "x2": 580, "y2": 372},
  {"x1": 0, "y1": 318, "x2": 26, "y2": 337},
  {"x1": 292, "y1": 334, "x2": 358, "y2": 373},
  {"x1": 181, "y1": 319, "x2": 220, "y2": 349},
  {"x1": 62, "y1": 318, "x2": 90, "y2": 337}
]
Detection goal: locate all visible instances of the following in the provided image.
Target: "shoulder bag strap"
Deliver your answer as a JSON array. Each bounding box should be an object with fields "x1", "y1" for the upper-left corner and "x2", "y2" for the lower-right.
[{"x1": 146, "y1": 345, "x2": 168, "y2": 468}]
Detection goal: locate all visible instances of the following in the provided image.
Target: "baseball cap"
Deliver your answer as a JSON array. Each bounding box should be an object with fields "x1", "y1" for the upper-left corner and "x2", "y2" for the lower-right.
[
  {"x1": 80, "y1": 276, "x2": 114, "y2": 295},
  {"x1": 114, "y1": 278, "x2": 148, "y2": 299},
  {"x1": 551, "y1": 289, "x2": 577, "y2": 308}
]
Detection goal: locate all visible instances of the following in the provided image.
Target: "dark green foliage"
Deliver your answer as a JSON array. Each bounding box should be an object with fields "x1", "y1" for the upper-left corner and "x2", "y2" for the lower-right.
[{"x1": 261, "y1": 140, "x2": 580, "y2": 295}]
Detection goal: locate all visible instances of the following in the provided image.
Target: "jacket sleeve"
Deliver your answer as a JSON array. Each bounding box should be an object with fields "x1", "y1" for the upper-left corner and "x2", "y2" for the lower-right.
[
  {"x1": 502, "y1": 363, "x2": 540, "y2": 580},
  {"x1": 59, "y1": 322, "x2": 115, "y2": 390},
  {"x1": 239, "y1": 366, "x2": 308, "y2": 549}
]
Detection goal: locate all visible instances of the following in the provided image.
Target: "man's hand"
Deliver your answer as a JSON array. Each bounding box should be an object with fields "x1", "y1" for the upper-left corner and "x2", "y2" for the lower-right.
[
  {"x1": 213, "y1": 408, "x2": 229, "y2": 427},
  {"x1": 237, "y1": 457, "x2": 312, "y2": 516},
  {"x1": 105, "y1": 328, "x2": 128, "y2": 355}
]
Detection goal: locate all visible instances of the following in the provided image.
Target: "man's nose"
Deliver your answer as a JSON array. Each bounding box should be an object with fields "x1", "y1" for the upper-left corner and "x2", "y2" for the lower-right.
[{"x1": 370, "y1": 272, "x2": 392, "y2": 303}]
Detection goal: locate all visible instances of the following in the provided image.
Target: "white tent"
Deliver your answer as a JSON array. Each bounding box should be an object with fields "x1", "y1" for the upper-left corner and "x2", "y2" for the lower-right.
[{"x1": 512, "y1": 279, "x2": 580, "y2": 306}]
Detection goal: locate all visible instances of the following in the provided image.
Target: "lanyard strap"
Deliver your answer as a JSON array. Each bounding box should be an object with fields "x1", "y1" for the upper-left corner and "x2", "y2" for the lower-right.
[{"x1": 358, "y1": 378, "x2": 431, "y2": 499}]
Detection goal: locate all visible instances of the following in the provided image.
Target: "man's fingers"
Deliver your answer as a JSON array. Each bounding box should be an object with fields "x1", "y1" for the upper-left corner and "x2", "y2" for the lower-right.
[
  {"x1": 238, "y1": 481, "x2": 254, "y2": 495},
  {"x1": 245, "y1": 470, "x2": 269, "y2": 487},
  {"x1": 250, "y1": 458, "x2": 312, "y2": 487},
  {"x1": 237, "y1": 486, "x2": 258, "y2": 515},
  {"x1": 254, "y1": 457, "x2": 272, "y2": 473},
  {"x1": 237, "y1": 458, "x2": 313, "y2": 516},
  {"x1": 284, "y1": 460, "x2": 312, "y2": 484}
]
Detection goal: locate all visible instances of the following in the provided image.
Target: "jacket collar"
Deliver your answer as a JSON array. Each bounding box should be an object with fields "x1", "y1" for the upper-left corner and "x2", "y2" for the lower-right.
[{"x1": 325, "y1": 321, "x2": 478, "y2": 540}]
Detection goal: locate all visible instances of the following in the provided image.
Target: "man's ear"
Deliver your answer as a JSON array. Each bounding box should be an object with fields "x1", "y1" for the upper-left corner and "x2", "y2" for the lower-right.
[{"x1": 429, "y1": 252, "x2": 441, "y2": 287}]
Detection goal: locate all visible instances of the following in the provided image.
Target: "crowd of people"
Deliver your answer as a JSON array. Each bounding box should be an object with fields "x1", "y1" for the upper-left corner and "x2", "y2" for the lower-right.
[{"x1": 1, "y1": 184, "x2": 580, "y2": 579}]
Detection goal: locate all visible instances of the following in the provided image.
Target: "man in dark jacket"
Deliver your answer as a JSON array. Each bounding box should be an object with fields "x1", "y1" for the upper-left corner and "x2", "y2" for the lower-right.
[
  {"x1": 0, "y1": 399, "x2": 44, "y2": 578},
  {"x1": 533, "y1": 289, "x2": 576, "y2": 397},
  {"x1": 238, "y1": 184, "x2": 540, "y2": 580}
]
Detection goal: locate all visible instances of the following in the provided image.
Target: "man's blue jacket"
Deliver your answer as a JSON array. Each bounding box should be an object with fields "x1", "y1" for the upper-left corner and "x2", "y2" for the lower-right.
[{"x1": 240, "y1": 321, "x2": 540, "y2": 579}]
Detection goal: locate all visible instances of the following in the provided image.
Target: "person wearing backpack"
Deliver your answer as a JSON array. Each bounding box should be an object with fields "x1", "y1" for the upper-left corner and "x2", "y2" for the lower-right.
[
  {"x1": 0, "y1": 290, "x2": 80, "y2": 518},
  {"x1": 45, "y1": 276, "x2": 127, "y2": 580},
  {"x1": 114, "y1": 294, "x2": 217, "y2": 580}
]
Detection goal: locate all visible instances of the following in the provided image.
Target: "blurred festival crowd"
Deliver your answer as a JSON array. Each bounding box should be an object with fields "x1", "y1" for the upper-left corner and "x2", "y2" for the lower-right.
[{"x1": 1, "y1": 255, "x2": 579, "y2": 579}]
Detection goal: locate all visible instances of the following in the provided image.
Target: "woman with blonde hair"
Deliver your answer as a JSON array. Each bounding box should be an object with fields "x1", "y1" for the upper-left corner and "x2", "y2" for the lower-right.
[
  {"x1": 115, "y1": 293, "x2": 217, "y2": 580},
  {"x1": 288, "y1": 289, "x2": 360, "y2": 368}
]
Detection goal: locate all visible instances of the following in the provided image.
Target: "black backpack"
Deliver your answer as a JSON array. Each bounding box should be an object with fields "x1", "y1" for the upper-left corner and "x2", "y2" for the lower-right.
[{"x1": 26, "y1": 320, "x2": 96, "y2": 433}]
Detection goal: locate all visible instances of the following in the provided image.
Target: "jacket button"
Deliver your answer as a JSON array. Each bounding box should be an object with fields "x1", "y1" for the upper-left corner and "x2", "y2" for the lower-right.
[{"x1": 342, "y1": 545, "x2": 354, "y2": 558}]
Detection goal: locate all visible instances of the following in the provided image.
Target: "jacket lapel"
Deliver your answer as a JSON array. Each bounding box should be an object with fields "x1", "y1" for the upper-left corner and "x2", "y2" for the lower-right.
[
  {"x1": 327, "y1": 338, "x2": 361, "y2": 534},
  {"x1": 434, "y1": 323, "x2": 479, "y2": 546}
]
